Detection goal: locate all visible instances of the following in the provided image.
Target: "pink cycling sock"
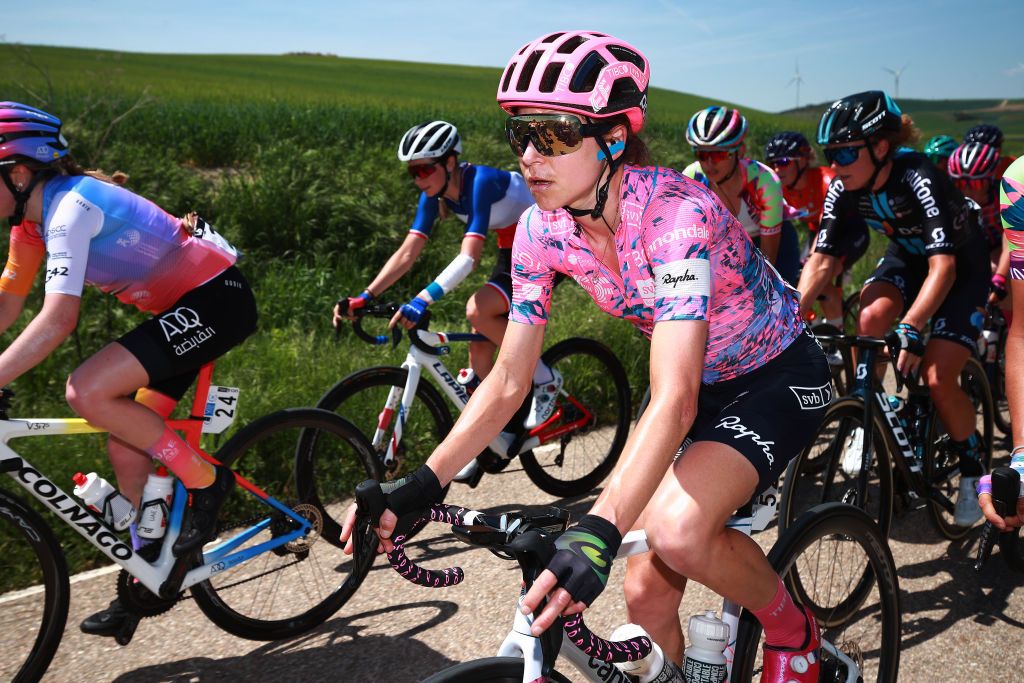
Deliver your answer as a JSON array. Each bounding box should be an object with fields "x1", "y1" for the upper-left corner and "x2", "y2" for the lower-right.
[
  {"x1": 752, "y1": 577, "x2": 808, "y2": 649},
  {"x1": 145, "y1": 426, "x2": 215, "y2": 489}
]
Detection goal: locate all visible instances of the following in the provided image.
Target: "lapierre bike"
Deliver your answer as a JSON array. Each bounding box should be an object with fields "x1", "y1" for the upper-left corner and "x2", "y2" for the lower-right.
[
  {"x1": 0, "y1": 361, "x2": 380, "y2": 682},
  {"x1": 320, "y1": 302, "x2": 631, "y2": 502},
  {"x1": 354, "y1": 482, "x2": 900, "y2": 682},
  {"x1": 781, "y1": 333, "x2": 994, "y2": 541}
]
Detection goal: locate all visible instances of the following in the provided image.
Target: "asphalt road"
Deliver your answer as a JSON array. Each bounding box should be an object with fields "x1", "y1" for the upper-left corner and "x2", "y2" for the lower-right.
[{"x1": 11, "y1": 451, "x2": 1024, "y2": 683}]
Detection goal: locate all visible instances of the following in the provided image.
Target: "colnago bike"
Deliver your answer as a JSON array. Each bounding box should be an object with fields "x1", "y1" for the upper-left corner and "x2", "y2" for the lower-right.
[
  {"x1": 0, "y1": 361, "x2": 381, "y2": 683},
  {"x1": 354, "y1": 482, "x2": 901, "y2": 682},
  {"x1": 318, "y1": 303, "x2": 631, "y2": 504},
  {"x1": 781, "y1": 333, "x2": 995, "y2": 542}
]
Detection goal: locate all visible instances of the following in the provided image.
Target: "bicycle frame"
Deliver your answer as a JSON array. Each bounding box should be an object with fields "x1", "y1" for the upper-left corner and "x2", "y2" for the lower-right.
[
  {"x1": 372, "y1": 328, "x2": 591, "y2": 471},
  {"x1": 469, "y1": 487, "x2": 860, "y2": 683},
  {"x1": 0, "y1": 363, "x2": 312, "y2": 598}
]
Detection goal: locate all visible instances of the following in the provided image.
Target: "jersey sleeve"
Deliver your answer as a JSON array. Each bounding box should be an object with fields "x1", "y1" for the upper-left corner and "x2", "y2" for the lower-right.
[
  {"x1": 643, "y1": 192, "x2": 715, "y2": 323},
  {"x1": 509, "y1": 206, "x2": 557, "y2": 325},
  {"x1": 463, "y1": 165, "x2": 507, "y2": 241},
  {"x1": 750, "y1": 161, "x2": 783, "y2": 237},
  {"x1": 41, "y1": 191, "x2": 103, "y2": 298},
  {"x1": 408, "y1": 191, "x2": 440, "y2": 240},
  {"x1": 681, "y1": 161, "x2": 711, "y2": 188},
  {"x1": 1000, "y1": 157, "x2": 1024, "y2": 279},
  {"x1": 0, "y1": 222, "x2": 46, "y2": 297},
  {"x1": 814, "y1": 177, "x2": 851, "y2": 257}
]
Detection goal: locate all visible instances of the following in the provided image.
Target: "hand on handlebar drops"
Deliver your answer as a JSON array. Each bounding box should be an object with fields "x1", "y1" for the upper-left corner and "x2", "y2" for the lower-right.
[
  {"x1": 340, "y1": 464, "x2": 443, "y2": 554},
  {"x1": 521, "y1": 514, "x2": 622, "y2": 636},
  {"x1": 391, "y1": 296, "x2": 429, "y2": 329},
  {"x1": 889, "y1": 322, "x2": 925, "y2": 377},
  {"x1": 336, "y1": 290, "x2": 373, "y2": 325}
]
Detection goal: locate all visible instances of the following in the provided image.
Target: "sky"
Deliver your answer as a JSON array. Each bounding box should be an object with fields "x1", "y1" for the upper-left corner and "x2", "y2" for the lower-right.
[{"x1": 8, "y1": 0, "x2": 1024, "y2": 112}]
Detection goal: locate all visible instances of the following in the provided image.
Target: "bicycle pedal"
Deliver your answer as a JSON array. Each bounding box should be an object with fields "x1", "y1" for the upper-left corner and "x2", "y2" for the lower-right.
[{"x1": 114, "y1": 612, "x2": 141, "y2": 646}]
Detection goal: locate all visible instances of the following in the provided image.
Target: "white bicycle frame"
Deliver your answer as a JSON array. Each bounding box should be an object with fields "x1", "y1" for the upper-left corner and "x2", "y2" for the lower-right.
[
  {"x1": 372, "y1": 330, "x2": 543, "y2": 471},
  {"x1": 0, "y1": 418, "x2": 309, "y2": 598},
  {"x1": 478, "y1": 486, "x2": 860, "y2": 683}
]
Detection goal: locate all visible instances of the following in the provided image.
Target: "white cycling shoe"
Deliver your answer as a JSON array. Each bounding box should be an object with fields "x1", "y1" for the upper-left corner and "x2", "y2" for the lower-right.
[
  {"x1": 452, "y1": 458, "x2": 480, "y2": 483},
  {"x1": 954, "y1": 475, "x2": 984, "y2": 527},
  {"x1": 841, "y1": 427, "x2": 865, "y2": 477},
  {"x1": 524, "y1": 367, "x2": 563, "y2": 430}
]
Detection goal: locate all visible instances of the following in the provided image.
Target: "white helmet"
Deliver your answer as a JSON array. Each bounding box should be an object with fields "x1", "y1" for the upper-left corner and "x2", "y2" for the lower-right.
[{"x1": 397, "y1": 121, "x2": 462, "y2": 162}]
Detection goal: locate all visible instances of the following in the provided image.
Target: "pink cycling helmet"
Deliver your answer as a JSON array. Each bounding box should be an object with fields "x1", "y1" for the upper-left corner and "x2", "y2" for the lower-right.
[
  {"x1": 947, "y1": 142, "x2": 999, "y2": 180},
  {"x1": 496, "y1": 31, "x2": 650, "y2": 133}
]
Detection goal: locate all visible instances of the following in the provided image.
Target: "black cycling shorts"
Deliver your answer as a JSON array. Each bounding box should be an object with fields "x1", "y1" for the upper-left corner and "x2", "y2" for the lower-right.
[
  {"x1": 485, "y1": 248, "x2": 514, "y2": 311},
  {"x1": 117, "y1": 266, "x2": 258, "y2": 400},
  {"x1": 864, "y1": 237, "x2": 988, "y2": 352},
  {"x1": 682, "y1": 331, "x2": 831, "y2": 495}
]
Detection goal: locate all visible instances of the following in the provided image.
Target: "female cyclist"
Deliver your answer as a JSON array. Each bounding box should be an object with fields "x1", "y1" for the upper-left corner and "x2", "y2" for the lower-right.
[
  {"x1": 964, "y1": 123, "x2": 1016, "y2": 180},
  {"x1": 923, "y1": 135, "x2": 958, "y2": 175},
  {"x1": 766, "y1": 131, "x2": 869, "y2": 328},
  {"x1": 332, "y1": 122, "x2": 560, "y2": 449},
  {"x1": 799, "y1": 91, "x2": 991, "y2": 527},
  {"x1": 979, "y1": 156, "x2": 1024, "y2": 528},
  {"x1": 682, "y1": 107, "x2": 802, "y2": 286},
  {"x1": 948, "y1": 141, "x2": 1009, "y2": 281},
  {"x1": 0, "y1": 102, "x2": 257, "y2": 633},
  {"x1": 342, "y1": 30, "x2": 830, "y2": 682}
]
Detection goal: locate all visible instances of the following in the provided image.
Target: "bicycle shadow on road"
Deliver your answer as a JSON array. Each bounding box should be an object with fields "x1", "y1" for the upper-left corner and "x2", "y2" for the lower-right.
[
  {"x1": 111, "y1": 601, "x2": 461, "y2": 682},
  {"x1": 894, "y1": 522, "x2": 1024, "y2": 652}
]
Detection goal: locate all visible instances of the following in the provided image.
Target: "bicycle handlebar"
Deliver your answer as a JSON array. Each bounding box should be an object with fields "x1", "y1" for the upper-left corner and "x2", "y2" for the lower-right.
[
  {"x1": 974, "y1": 467, "x2": 1022, "y2": 572},
  {"x1": 353, "y1": 486, "x2": 654, "y2": 665}
]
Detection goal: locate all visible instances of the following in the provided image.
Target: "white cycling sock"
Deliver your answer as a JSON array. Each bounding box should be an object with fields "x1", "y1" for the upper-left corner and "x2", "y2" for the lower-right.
[{"x1": 533, "y1": 360, "x2": 554, "y2": 385}]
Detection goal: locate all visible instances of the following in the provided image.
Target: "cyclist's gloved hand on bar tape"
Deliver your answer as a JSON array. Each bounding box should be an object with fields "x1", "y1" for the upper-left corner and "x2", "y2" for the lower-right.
[
  {"x1": 379, "y1": 464, "x2": 444, "y2": 522},
  {"x1": 545, "y1": 514, "x2": 622, "y2": 607}
]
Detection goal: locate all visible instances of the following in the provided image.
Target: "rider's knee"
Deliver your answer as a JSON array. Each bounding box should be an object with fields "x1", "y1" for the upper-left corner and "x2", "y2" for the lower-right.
[
  {"x1": 921, "y1": 357, "x2": 959, "y2": 394},
  {"x1": 647, "y1": 514, "x2": 715, "y2": 581},
  {"x1": 465, "y1": 295, "x2": 482, "y2": 325},
  {"x1": 65, "y1": 373, "x2": 103, "y2": 417}
]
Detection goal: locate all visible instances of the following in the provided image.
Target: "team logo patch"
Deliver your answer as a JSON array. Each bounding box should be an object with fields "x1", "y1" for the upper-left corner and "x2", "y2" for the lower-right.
[
  {"x1": 789, "y1": 382, "x2": 833, "y2": 410},
  {"x1": 653, "y1": 258, "x2": 710, "y2": 298}
]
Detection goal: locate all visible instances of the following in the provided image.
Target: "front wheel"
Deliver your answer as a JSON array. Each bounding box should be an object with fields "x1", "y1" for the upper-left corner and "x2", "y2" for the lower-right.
[
  {"x1": 191, "y1": 408, "x2": 379, "y2": 640},
  {"x1": 732, "y1": 503, "x2": 901, "y2": 683},
  {"x1": 0, "y1": 487, "x2": 70, "y2": 683},
  {"x1": 421, "y1": 657, "x2": 572, "y2": 683},
  {"x1": 519, "y1": 337, "x2": 631, "y2": 498}
]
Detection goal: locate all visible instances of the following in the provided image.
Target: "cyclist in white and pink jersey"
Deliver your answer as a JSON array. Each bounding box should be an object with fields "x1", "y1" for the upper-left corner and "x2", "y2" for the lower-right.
[
  {"x1": 0, "y1": 102, "x2": 257, "y2": 635},
  {"x1": 342, "y1": 31, "x2": 830, "y2": 683}
]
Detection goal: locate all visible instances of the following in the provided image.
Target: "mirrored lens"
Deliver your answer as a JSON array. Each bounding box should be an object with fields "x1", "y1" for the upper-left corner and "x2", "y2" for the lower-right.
[
  {"x1": 824, "y1": 146, "x2": 863, "y2": 167},
  {"x1": 695, "y1": 150, "x2": 732, "y2": 163},
  {"x1": 770, "y1": 157, "x2": 795, "y2": 168},
  {"x1": 505, "y1": 115, "x2": 586, "y2": 157},
  {"x1": 407, "y1": 162, "x2": 439, "y2": 180}
]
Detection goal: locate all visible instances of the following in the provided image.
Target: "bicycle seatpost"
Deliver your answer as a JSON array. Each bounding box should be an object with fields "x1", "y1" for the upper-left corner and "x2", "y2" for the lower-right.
[{"x1": 974, "y1": 467, "x2": 1021, "y2": 571}]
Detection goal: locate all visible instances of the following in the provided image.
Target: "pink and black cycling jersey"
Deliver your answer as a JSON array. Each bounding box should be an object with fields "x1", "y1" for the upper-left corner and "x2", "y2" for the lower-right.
[
  {"x1": 682, "y1": 158, "x2": 784, "y2": 238},
  {"x1": 510, "y1": 165, "x2": 804, "y2": 384},
  {"x1": 409, "y1": 162, "x2": 533, "y2": 249},
  {"x1": 6, "y1": 175, "x2": 236, "y2": 313}
]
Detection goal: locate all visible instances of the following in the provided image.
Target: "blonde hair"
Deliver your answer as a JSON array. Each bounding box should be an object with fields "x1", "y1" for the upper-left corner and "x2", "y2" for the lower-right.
[{"x1": 874, "y1": 114, "x2": 921, "y2": 155}]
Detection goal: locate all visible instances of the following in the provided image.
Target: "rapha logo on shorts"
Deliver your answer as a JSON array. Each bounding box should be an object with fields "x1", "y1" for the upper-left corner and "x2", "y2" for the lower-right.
[
  {"x1": 653, "y1": 258, "x2": 710, "y2": 298},
  {"x1": 789, "y1": 383, "x2": 833, "y2": 410},
  {"x1": 159, "y1": 307, "x2": 203, "y2": 340}
]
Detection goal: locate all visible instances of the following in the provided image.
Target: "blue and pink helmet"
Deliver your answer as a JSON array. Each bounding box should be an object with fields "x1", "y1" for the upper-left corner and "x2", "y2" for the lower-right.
[
  {"x1": 496, "y1": 31, "x2": 650, "y2": 134},
  {"x1": 686, "y1": 106, "x2": 748, "y2": 149},
  {"x1": 0, "y1": 102, "x2": 68, "y2": 166}
]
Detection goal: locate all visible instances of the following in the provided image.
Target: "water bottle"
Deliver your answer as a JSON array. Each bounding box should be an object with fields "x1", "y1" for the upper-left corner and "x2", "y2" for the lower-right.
[
  {"x1": 137, "y1": 466, "x2": 174, "y2": 539},
  {"x1": 456, "y1": 367, "x2": 481, "y2": 395},
  {"x1": 72, "y1": 472, "x2": 136, "y2": 531},
  {"x1": 611, "y1": 623, "x2": 684, "y2": 683},
  {"x1": 982, "y1": 328, "x2": 999, "y2": 365},
  {"x1": 682, "y1": 611, "x2": 729, "y2": 683}
]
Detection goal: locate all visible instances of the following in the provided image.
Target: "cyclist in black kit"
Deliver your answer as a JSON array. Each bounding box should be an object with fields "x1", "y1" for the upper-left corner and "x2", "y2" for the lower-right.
[{"x1": 798, "y1": 91, "x2": 990, "y2": 526}]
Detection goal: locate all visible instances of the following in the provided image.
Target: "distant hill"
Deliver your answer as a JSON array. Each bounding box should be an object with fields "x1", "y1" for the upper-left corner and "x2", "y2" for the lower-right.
[{"x1": 783, "y1": 98, "x2": 1024, "y2": 153}]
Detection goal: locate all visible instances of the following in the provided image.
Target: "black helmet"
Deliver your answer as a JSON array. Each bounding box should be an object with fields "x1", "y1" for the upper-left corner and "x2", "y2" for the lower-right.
[
  {"x1": 764, "y1": 131, "x2": 811, "y2": 162},
  {"x1": 963, "y1": 123, "x2": 1004, "y2": 148},
  {"x1": 817, "y1": 91, "x2": 902, "y2": 145}
]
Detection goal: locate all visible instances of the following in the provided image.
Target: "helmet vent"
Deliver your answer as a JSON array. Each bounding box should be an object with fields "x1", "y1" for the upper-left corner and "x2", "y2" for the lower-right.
[
  {"x1": 517, "y1": 51, "x2": 543, "y2": 92},
  {"x1": 539, "y1": 63, "x2": 564, "y2": 93},
  {"x1": 570, "y1": 52, "x2": 607, "y2": 93},
  {"x1": 500, "y1": 63, "x2": 515, "y2": 93},
  {"x1": 541, "y1": 32, "x2": 565, "y2": 44},
  {"x1": 607, "y1": 46, "x2": 644, "y2": 71},
  {"x1": 557, "y1": 35, "x2": 588, "y2": 54}
]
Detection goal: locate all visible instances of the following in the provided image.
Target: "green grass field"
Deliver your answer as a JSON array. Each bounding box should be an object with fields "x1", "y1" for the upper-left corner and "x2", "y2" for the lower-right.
[{"x1": 0, "y1": 44, "x2": 1013, "y2": 589}]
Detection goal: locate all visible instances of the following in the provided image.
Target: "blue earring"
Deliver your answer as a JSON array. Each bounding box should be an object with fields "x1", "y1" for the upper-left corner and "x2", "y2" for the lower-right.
[{"x1": 597, "y1": 140, "x2": 625, "y2": 161}]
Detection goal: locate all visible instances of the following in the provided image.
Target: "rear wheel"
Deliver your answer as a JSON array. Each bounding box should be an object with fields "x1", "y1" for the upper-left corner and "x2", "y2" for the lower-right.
[
  {"x1": 192, "y1": 408, "x2": 379, "y2": 640},
  {"x1": 421, "y1": 657, "x2": 572, "y2": 683},
  {"x1": 0, "y1": 487, "x2": 70, "y2": 683},
  {"x1": 519, "y1": 337, "x2": 631, "y2": 498},
  {"x1": 732, "y1": 504, "x2": 901, "y2": 683}
]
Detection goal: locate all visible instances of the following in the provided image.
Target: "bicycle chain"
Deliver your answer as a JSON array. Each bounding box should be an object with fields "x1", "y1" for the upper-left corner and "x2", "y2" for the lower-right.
[{"x1": 115, "y1": 542, "x2": 183, "y2": 617}]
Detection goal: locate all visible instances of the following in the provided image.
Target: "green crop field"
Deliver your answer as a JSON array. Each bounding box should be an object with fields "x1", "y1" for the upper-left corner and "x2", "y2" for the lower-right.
[{"x1": 0, "y1": 43, "x2": 1013, "y2": 589}]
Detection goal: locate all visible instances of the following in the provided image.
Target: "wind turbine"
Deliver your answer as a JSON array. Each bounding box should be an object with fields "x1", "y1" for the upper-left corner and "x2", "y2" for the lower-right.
[
  {"x1": 787, "y1": 60, "x2": 804, "y2": 109},
  {"x1": 883, "y1": 63, "x2": 909, "y2": 98}
]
